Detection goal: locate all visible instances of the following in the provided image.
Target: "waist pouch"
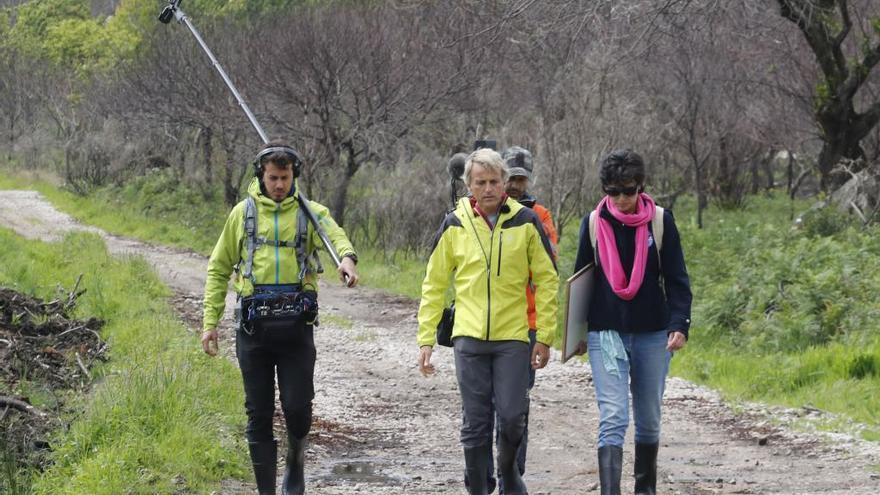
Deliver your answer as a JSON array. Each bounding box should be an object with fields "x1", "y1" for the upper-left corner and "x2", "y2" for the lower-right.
[{"x1": 236, "y1": 284, "x2": 318, "y2": 335}]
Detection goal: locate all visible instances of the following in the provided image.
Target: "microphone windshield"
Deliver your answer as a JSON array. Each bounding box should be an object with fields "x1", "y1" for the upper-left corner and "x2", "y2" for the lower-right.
[{"x1": 447, "y1": 153, "x2": 467, "y2": 180}]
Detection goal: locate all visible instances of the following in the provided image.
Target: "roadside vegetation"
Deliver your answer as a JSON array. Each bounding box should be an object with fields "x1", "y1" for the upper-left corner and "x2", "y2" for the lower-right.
[
  {"x1": 0, "y1": 226, "x2": 248, "y2": 494},
  {"x1": 2, "y1": 168, "x2": 879, "y2": 442}
]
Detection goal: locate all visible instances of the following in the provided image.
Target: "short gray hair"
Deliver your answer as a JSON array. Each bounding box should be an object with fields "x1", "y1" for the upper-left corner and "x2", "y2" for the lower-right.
[{"x1": 464, "y1": 148, "x2": 509, "y2": 185}]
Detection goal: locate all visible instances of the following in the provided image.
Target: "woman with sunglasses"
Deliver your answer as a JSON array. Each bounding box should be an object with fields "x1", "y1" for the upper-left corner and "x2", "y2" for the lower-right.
[{"x1": 573, "y1": 149, "x2": 692, "y2": 495}]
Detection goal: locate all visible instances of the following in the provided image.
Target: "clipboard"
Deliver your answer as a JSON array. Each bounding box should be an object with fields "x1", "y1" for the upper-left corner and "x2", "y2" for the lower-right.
[{"x1": 562, "y1": 263, "x2": 595, "y2": 363}]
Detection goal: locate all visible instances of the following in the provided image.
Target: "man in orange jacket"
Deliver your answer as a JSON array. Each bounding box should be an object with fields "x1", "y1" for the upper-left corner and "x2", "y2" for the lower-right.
[
  {"x1": 503, "y1": 146, "x2": 559, "y2": 324},
  {"x1": 500, "y1": 146, "x2": 559, "y2": 493}
]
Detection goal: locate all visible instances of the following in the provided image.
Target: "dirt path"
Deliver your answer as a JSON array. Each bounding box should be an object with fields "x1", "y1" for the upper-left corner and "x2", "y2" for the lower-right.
[{"x1": 0, "y1": 189, "x2": 878, "y2": 494}]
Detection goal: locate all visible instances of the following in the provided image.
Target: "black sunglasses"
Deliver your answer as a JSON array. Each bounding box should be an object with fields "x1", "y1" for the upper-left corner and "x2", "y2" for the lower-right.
[{"x1": 602, "y1": 185, "x2": 640, "y2": 197}]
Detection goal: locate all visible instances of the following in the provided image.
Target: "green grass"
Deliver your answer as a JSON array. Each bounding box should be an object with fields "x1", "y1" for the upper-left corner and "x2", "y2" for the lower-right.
[
  {"x1": 355, "y1": 248, "x2": 425, "y2": 299},
  {"x1": 668, "y1": 194, "x2": 880, "y2": 439},
  {"x1": 0, "y1": 229, "x2": 248, "y2": 494}
]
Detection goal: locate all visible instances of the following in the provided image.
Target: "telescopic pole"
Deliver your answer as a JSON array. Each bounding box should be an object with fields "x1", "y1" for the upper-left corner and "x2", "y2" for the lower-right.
[{"x1": 158, "y1": 0, "x2": 344, "y2": 269}]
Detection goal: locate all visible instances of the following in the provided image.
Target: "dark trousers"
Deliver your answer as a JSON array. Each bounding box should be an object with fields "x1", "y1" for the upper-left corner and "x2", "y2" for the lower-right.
[
  {"x1": 454, "y1": 337, "x2": 530, "y2": 449},
  {"x1": 494, "y1": 332, "x2": 536, "y2": 486},
  {"x1": 466, "y1": 333, "x2": 535, "y2": 492},
  {"x1": 236, "y1": 322, "x2": 316, "y2": 442}
]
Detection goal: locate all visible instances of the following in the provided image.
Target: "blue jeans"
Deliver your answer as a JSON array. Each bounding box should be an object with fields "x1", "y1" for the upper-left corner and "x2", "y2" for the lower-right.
[{"x1": 587, "y1": 330, "x2": 671, "y2": 448}]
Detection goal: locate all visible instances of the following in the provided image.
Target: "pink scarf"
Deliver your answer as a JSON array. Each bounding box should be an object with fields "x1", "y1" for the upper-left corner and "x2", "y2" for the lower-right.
[{"x1": 595, "y1": 193, "x2": 656, "y2": 301}]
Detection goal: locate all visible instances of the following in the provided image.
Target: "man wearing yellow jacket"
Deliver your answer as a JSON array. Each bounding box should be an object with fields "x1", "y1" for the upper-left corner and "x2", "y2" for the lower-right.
[
  {"x1": 202, "y1": 142, "x2": 358, "y2": 495},
  {"x1": 417, "y1": 148, "x2": 558, "y2": 495}
]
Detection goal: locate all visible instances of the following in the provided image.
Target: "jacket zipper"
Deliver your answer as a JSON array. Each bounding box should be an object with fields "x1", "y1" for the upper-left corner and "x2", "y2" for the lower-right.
[
  {"x1": 486, "y1": 228, "x2": 494, "y2": 341},
  {"x1": 496, "y1": 231, "x2": 504, "y2": 276},
  {"x1": 274, "y1": 207, "x2": 280, "y2": 284}
]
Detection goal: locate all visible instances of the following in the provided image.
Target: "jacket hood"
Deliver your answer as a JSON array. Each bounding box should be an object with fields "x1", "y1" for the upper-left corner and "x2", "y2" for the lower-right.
[{"x1": 453, "y1": 195, "x2": 523, "y2": 222}]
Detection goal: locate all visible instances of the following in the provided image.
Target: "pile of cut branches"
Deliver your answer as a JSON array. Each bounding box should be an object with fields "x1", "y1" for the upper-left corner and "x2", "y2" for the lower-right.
[{"x1": 0, "y1": 278, "x2": 105, "y2": 479}]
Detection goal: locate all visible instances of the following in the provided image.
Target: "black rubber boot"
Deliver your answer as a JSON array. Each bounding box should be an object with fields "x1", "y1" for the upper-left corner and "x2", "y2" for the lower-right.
[
  {"x1": 248, "y1": 440, "x2": 278, "y2": 495},
  {"x1": 464, "y1": 455, "x2": 497, "y2": 494},
  {"x1": 633, "y1": 443, "x2": 658, "y2": 495},
  {"x1": 598, "y1": 445, "x2": 623, "y2": 495},
  {"x1": 282, "y1": 435, "x2": 307, "y2": 495},
  {"x1": 496, "y1": 435, "x2": 527, "y2": 495},
  {"x1": 464, "y1": 444, "x2": 492, "y2": 495}
]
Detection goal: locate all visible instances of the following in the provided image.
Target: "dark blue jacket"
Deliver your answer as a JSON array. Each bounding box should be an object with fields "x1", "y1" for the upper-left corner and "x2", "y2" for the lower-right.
[{"x1": 573, "y1": 207, "x2": 692, "y2": 338}]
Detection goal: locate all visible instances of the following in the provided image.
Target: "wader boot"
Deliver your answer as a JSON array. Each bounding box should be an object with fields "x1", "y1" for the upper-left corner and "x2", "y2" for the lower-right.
[
  {"x1": 282, "y1": 434, "x2": 307, "y2": 495},
  {"x1": 464, "y1": 462, "x2": 497, "y2": 494},
  {"x1": 633, "y1": 443, "x2": 658, "y2": 495},
  {"x1": 496, "y1": 435, "x2": 527, "y2": 495},
  {"x1": 464, "y1": 444, "x2": 492, "y2": 495},
  {"x1": 248, "y1": 440, "x2": 278, "y2": 495},
  {"x1": 598, "y1": 445, "x2": 623, "y2": 495}
]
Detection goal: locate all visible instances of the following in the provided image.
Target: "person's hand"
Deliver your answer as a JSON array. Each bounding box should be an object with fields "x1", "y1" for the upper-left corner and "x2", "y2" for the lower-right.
[
  {"x1": 667, "y1": 331, "x2": 686, "y2": 352},
  {"x1": 201, "y1": 329, "x2": 219, "y2": 356},
  {"x1": 338, "y1": 257, "x2": 359, "y2": 287},
  {"x1": 574, "y1": 340, "x2": 587, "y2": 356},
  {"x1": 531, "y1": 342, "x2": 551, "y2": 369},
  {"x1": 418, "y1": 346, "x2": 435, "y2": 376}
]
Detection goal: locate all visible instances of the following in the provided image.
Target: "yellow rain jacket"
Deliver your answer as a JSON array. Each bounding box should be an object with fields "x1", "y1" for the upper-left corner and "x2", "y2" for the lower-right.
[
  {"x1": 418, "y1": 197, "x2": 559, "y2": 347},
  {"x1": 203, "y1": 178, "x2": 356, "y2": 331}
]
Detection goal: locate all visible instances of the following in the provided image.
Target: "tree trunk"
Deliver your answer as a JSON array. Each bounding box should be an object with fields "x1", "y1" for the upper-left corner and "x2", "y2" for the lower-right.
[
  {"x1": 331, "y1": 171, "x2": 352, "y2": 228},
  {"x1": 201, "y1": 126, "x2": 214, "y2": 199},
  {"x1": 7, "y1": 112, "x2": 13, "y2": 162},
  {"x1": 223, "y1": 157, "x2": 239, "y2": 207},
  {"x1": 221, "y1": 138, "x2": 240, "y2": 207},
  {"x1": 330, "y1": 142, "x2": 362, "y2": 226},
  {"x1": 815, "y1": 114, "x2": 866, "y2": 190},
  {"x1": 750, "y1": 155, "x2": 760, "y2": 194},
  {"x1": 762, "y1": 150, "x2": 775, "y2": 191},
  {"x1": 695, "y1": 161, "x2": 706, "y2": 229}
]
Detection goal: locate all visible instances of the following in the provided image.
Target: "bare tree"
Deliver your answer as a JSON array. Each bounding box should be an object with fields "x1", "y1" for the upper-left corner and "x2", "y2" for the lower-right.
[
  {"x1": 0, "y1": 42, "x2": 34, "y2": 162},
  {"x1": 777, "y1": 0, "x2": 880, "y2": 189},
  {"x1": 252, "y1": 3, "x2": 485, "y2": 224},
  {"x1": 113, "y1": 21, "x2": 257, "y2": 205}
]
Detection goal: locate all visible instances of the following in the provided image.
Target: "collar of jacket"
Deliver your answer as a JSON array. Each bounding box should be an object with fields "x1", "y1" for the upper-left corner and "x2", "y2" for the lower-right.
[
  {"x1": 518, "y1": 193, "x2": 537, "y2": 208},
  {"x1": 469, "y1": 194, "x2": 511, "y2": 217},
  {"x1": 460, "y1": 195, "x2": 517, "y2": 229},
  {"x1": 246, "y1": 177, "x2": 300, "y2": 210}
]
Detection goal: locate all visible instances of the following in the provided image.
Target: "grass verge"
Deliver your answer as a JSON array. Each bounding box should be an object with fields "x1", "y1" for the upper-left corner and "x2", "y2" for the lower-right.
[{"x1": 0, "y1": 229, "x2": 248, "y2": 494}]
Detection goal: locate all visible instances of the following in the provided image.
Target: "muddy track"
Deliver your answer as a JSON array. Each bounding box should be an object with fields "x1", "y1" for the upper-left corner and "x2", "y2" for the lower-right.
[{"x1": 0, "y1": 189, "x2": 877, "y2": 494}]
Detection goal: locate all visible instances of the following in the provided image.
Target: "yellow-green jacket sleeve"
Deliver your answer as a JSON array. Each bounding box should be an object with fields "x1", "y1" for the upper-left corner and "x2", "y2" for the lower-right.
[
  {"x1": 417, "y1": 226, "x2": 455, "y2": 347},
  {"x1": 203, "y1": 205, "x2": 244, "y2": 331}
]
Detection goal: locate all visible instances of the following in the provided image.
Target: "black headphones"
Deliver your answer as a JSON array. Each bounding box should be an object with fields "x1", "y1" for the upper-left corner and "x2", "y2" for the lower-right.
[{"x1": 253, "y1": 145, "x2": 304, "y2": 178}]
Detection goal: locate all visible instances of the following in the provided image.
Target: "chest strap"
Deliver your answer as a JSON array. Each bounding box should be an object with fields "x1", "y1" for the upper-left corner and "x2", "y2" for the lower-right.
[{"x1": 242, "y1": 196, "x2": 321, "y2": 285}]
